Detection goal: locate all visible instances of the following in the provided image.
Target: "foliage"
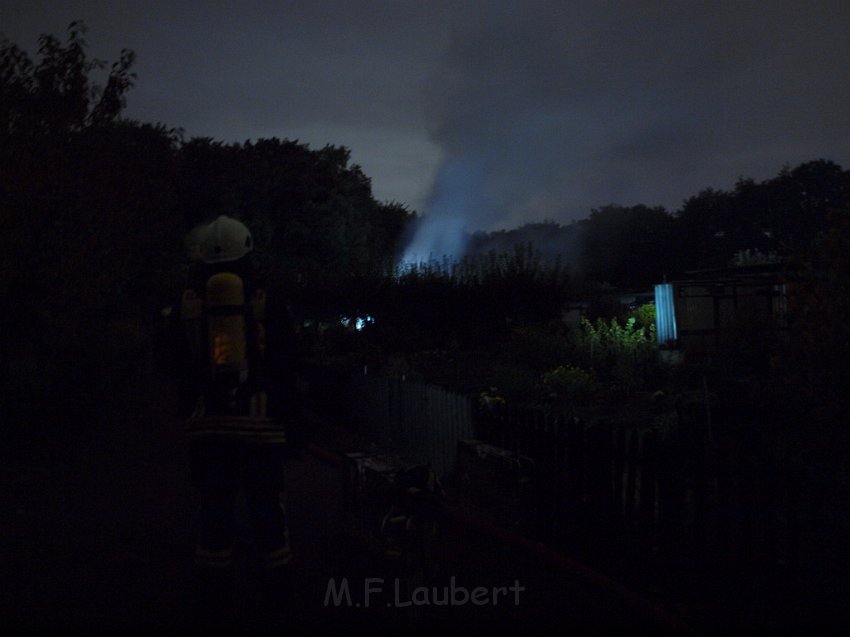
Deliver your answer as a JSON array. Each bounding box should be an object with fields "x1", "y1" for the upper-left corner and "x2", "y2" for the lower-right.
[
  {"x1": 465, "y1": 220, "x2": 584, "y2": 272},
  {"x1": 0, "y1": 23, "x2": 180, "y2": 314},
  {"x1": 571, "y1": 315, "x2": 658, "y2": 394},
  {"x1": 505, "y1": 323, "x2": 573, "y2": 371},
  {"x1": 778, "y1": 208, "x2": 850, "y2": 427},
  {"x1": 673, "y1": 160, "x2": 850, "y2": 275},
  {"x1": 630, "y1": 302, "x2": 656, "y2": 330},
  {"x1": 0, "y1": 23, "x2": 412, "y2": 421},
  {"x1": 541, "y1": 364, "x2": 599, "y2": 406},
  {"x1": 478, "y1": 366, "x2": 543, "y2": 407},
  {"x1": 580, "y1": 204, "x2": 675, "y2": 287},
  {"x1": 479, "y1": 386, "x2": 507, "y2": 411},
  {"x1": 177, "y1": 137, "x2": 413, "y2": 289},
  {"x1": 0, "y1": 23, "x2": 181, "y2": 421},
  {"x1": 297, "y1": 152, "x2": 850, "y2": 299},
  {"x1": 577, "y1": 315, "x2": 656, "y2": 361},
  {"x1": 467, "y1": 161, "x2": 850, "y2": 290},
  {"x1": 0, "y1": 20, "x2": 136, "y2": 140},
  {"x1": 293, "y1": 245, "x2": 575, "y2": 357}
]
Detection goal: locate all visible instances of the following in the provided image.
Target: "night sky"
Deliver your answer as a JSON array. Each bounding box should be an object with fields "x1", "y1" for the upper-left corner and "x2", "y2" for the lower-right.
[{"x1": 3, "y1": 1, "x2": 850, "y2": 235}]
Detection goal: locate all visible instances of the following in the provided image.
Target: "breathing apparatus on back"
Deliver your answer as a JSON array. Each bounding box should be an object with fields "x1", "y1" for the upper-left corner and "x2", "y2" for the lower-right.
[{"x1": 181, "y1": 216, "x2": 268, "y2": 418}]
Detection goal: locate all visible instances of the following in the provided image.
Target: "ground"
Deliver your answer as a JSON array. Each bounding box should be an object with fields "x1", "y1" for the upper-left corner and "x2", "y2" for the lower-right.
[{"x1": 1, "y1": 369, "x2": 687, "y2": 632}]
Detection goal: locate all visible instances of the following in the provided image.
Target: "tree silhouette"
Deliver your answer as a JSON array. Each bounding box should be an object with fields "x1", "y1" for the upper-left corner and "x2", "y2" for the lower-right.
[
  {"x1": 0, "y1": 21, "x2": 135, "y2": 140},
  {"x1": 581, "y1": 204, "x2": 674, "y2": 287},
  {"x1": 0, "y1": 23, "x2": 180, "y2": 420}
]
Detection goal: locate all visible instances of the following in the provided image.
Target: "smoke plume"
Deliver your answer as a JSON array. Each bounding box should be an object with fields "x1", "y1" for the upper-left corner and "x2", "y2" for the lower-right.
[{"x1": 402, "y1": 2, "x2": 850, "y2": 264}]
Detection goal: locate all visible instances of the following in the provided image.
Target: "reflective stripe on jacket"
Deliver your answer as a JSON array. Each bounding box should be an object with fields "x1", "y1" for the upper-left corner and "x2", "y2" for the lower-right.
[{"x1": 185, "y1": 414, "x2": 287, "y2": 444}]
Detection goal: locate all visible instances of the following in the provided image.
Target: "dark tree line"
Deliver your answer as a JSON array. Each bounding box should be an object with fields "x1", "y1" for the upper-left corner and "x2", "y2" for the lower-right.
[
  {"x1": 464, "y1": 161, "x2": 850, "y2": 289},
  {"x1": 0, "y1": 23, "x2": 411, "y2": 419},
  {"x1": 177, "y1": 137, "x2": 412, "y2": 287},
  {"x1": 0, "y1": 23, "x2": 411, "y2": 316}
]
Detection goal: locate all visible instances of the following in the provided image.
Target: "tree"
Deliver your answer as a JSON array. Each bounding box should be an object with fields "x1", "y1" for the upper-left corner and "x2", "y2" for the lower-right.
[
  {"x1": 581, "y1": 204, "x2": 674, "y2": 287},
  {"x1": 672, "y1": 161, "x2": 850, "y2": 272},
  {"x1": 0, "y1": 22, "x2": 416, "y2": 419},
  {"x1": 174, "y1": 136, "x2": 414, "y2": 290},
  {"x1": 1, "y1": 21, "x2": 150, "y2": 315},
  {"x1": 780, "y1": 208, "x2": 850, "y2": 426},
  {"x1": 465, "y1": 220, "x2": 585, "y2": 272},
  {"x1": 674, "y1": 187, "x2": 737, "y2": 270},
  {"x1": 763, "y1": 160, "x2": 850, "y2": 254},
  {"x1": 0, "y1": 23, "x2": 182, "y2": 420},
  {"x1": 0, "y1": 21, "x2": 135, "y2": 141}
]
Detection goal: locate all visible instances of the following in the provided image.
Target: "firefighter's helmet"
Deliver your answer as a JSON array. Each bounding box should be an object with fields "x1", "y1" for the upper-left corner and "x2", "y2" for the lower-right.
[{"x1": 199, "y1": 215, "x2": 253, "y2": 264}]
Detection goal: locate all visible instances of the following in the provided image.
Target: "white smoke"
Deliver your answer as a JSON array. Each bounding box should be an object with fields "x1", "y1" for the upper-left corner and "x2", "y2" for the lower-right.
[{"x1": 400, "y1": 155, "x2": 487, "y2": 266}]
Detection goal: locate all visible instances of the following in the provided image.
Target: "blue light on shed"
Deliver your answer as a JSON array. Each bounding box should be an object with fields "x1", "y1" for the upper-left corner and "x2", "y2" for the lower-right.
[{"x1": 654, "y1": 283, "x2": 677, "y2": 345}]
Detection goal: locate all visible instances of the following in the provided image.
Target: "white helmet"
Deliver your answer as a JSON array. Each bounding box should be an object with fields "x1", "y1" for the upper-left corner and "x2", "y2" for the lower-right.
[{"x1": 199, "y1": 215, "x2": 253, "y2": 264}]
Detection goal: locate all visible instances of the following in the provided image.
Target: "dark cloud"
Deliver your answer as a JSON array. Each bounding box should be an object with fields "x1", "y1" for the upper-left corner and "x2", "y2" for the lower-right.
[
  {"x1": 3, "y1": 0, "x2": 850, "y2": 246},
  {"x1": 423, "y1": 1, "x2": 850, "y2": 231}
]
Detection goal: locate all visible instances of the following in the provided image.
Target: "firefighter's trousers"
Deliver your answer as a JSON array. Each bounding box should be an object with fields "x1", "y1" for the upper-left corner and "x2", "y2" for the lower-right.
[{"x1": 188, "y1": 437, "x2": 292, "y2": 576}]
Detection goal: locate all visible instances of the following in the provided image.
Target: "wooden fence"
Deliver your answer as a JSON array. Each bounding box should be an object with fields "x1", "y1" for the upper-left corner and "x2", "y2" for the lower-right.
[
  {"x1": 472, "y1": 399, "x2": 850, "y2": 593},
  {"x1": 336, "y1": 371, "x2": 850, "y2": 602},
  {"x1": 342, "y1": 372, "x2": 475, "y2": 482}
]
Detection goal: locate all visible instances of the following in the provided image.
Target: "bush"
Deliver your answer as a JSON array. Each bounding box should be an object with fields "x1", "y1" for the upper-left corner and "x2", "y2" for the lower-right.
[
  {"x1": 631, "y1": 302, "x2": 656, "y2": 330},
  {"x1": 542, "y1": 364, "x2": 599, "y2": 407},
  {"x1": 572, "y1": 314, "x2": 659, "y2": 393},
  {"x1": 506, "y1": 323, "x2": 573, "y2": 371}
]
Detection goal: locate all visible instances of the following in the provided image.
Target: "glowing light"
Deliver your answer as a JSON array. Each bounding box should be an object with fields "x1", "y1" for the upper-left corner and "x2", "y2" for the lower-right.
[
  {"x1": 340, "y1": 315, "x2": 375, "y2": 331},
  {"x1": 213, "y1": 333, "x2": 233, "y2": 364},
  {"x1": 654, "y1": 284, "x2": 677, "y2": 345}
]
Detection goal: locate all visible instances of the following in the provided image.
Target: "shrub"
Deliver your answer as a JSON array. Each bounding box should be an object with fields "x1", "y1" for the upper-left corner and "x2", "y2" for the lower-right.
[
  {"x1": 572, "y1": 315, "x2": 659, "y2": 394},
  {"x1": 542, "y1": 364, "x2": 599, "y2": 406}
]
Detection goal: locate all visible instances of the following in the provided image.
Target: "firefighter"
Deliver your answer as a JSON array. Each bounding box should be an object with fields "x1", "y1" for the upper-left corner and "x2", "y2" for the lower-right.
[{"x1": 176, "y1": 215, "x2": 302, "y2": 617}]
